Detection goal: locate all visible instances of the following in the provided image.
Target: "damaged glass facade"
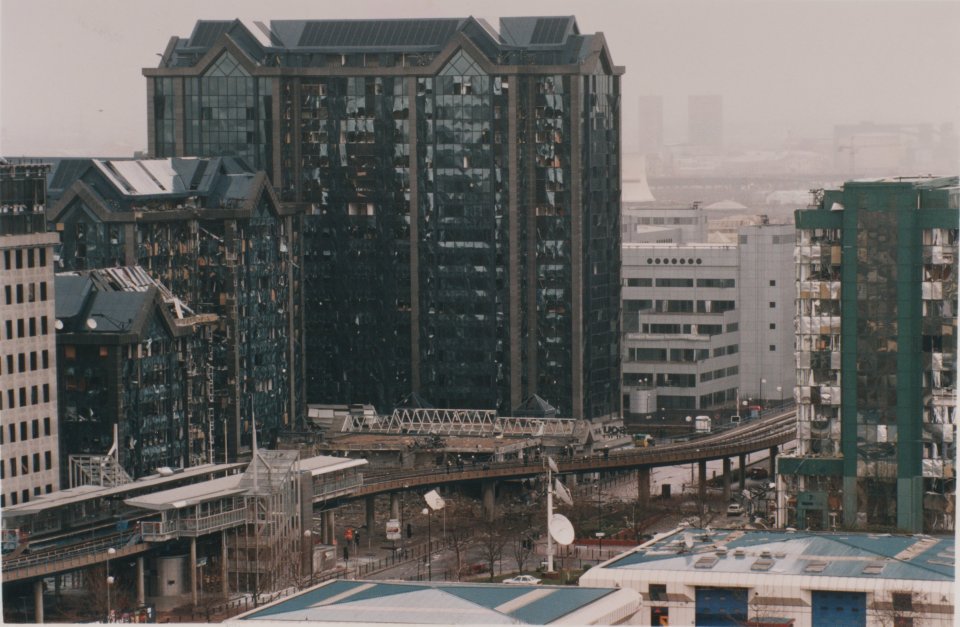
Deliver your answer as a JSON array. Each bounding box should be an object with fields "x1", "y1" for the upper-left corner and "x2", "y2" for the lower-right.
[
  {"x1": 54, "y1": 271, "x2": 215, "y2": 480},
  {"x1": 145, "y1": 17, "x2": 623, "y2": 420},
  {"x1": 48, "y1": 158, "x2": 304, "y2": 462},
  {"x1": 784, "y1": 178, "x2": 958, "y2": 533}
]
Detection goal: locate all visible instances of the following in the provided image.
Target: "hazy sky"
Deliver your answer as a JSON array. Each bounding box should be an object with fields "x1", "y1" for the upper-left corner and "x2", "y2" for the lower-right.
[{"x1": 2, "y1": 0, "x2": 959, "y2": 156}]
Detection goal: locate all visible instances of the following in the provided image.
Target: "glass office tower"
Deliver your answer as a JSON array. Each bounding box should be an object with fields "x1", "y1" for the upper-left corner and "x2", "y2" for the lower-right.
[
  {"x1": 145, "y1": 17, "x2": 622, "y2": 419},
  {"x1": 784, "y1": 177, "x2": 958, "y2": 533}
]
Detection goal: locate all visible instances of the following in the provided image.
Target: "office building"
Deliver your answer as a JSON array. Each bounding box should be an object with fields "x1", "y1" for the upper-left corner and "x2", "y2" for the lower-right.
[
  {"x1": 688, "y1": 94, "x2": 722, "y2": 148},
  {"x1": 621, "y1": 218, "x2": 795, "y2": 417},
  {"x1": 622, "y1": 243, "x2": 740, "y2": 414},
  {"x1": 144, "y1": 17, "x2": 623, "y2": 420},
  {"x1": 47, "y1": 157, "x2": 304, "y2": 461},
  {"x1": 781, "y1": 177, "x2": 958, "y2": 533},
  {"x1": 55, "y1": 267, "x2": 216, "y2": 482},
  {"x1": 736, "y1": 220, "x2": 796, "y2": 405},
  {"x1": 0, "y1": 163, "x2": 61, "y2": 505}
]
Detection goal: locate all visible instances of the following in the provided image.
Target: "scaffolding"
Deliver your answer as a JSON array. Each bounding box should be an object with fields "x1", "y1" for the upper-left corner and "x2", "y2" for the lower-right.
[{"x1": 226, "y1": 450, "x2": 301, "y2": 595}]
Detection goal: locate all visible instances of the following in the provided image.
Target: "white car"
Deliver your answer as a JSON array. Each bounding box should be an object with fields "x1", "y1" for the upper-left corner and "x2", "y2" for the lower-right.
[
  {"x1": 727, "y1": 503, "x2": 744, "y2": 516},
  {"x1": 503, "y1": 575, "x2": 542, "y2": 585}
]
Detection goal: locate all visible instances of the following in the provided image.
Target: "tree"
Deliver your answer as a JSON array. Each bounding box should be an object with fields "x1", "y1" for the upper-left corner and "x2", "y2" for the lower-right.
[
  {"x1": 509, "y1": 520, "x2": 537, "y2": 575},
  {"x1": 441, "y1": 500, "x2": 480, "y2": 581},
  {"x1": 476, "y1": 519, "x2": 511, "y2": 581}
]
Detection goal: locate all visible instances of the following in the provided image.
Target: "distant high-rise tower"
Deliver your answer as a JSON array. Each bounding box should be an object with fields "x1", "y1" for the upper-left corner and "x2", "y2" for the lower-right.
[
  {"x1": 688, "y1": 94, "x2": 723, "y2": 148},
  {"x1": 144, "y1": 17, "x2": 624, "y2": 420},
  {"x1": 1, "y1": 163, "x2": 61, "y2": 505},
  {"x1": 637, "y1": 95, "x2": 663, "y2": 155},
  {"x1": 782, "y1": 177, "x2": 958, "y2": 533}
]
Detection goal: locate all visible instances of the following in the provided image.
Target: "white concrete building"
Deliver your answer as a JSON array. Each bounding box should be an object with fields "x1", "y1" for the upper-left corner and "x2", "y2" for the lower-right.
[
  {"x1": 622, "y1": 243, "x2": 740, "y2": 414},
  {"x1": 621, "y1": 213, "x2": 796, "y2": 417},
  {"x1": 736, "y1": 222, "x2": 796, "y2": 406},
  {"x1": 1, "y1": 180, "x2": 61, "y2": 506}
]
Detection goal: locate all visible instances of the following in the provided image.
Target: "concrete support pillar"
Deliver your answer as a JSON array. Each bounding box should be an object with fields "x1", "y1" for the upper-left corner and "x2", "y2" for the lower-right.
[
  {"x1": 722, "y1": 458, "x2": 732, "y2": 502},
  {"x1": 365, "y1": 495, "x2": 376, "y2": 536},
  {"x1": 34, "y1": 579, "x2": 44, "y2": 623},
  {"x1": 325, "y1": 510, "x2": 336, "y2": 545},
  {"x1": 390, "y1": 493, "x2": 401, "y2": 520},
  {"x1": 190, "y1": 537, "x2": 198, "y2": 606},
  {"x1": 698, "y1": 460, "x2": 707, "y2": 503},
  {"x1": 482, "y1": 480, "x2": 497, "y2": 522},
  {"x1": 567, "y1": 473, "x2": 578, "y2": 487},
  {"x1": 769, "y1": 446, "x2": 778, "y2": 477},
  {"x1": 637, "y1": 466, "x2": 651, "y2": 508},
  {"x1": 222, "y1": 531, "x2": 229, "y2": 598},
  {"x1": 738, "y1": 453, "x2": 747, "y2": 488},
  {"x1": 136, "y1": 557, "x2": 145, "y2": 606}
]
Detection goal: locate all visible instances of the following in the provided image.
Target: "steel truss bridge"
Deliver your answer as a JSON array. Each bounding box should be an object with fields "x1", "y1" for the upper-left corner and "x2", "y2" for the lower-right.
[
  {"x1": 355, "y1": 410, "x2": 796, "y2": 496},
  {"x1": 342, "y1": 407, "x2": 577, "y2": 437}
]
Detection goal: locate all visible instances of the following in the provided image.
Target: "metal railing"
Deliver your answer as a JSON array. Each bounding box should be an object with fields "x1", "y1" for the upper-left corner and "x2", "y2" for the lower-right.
[{"x1": 180, "y1": 508, "x2": 247, "y2": 536}]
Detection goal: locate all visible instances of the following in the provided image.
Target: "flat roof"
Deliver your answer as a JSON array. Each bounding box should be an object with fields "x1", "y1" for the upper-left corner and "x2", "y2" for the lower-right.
[
  {"x1": 1, "y1": 463, "x2": 245, "y2": 517},
  {"x1": 299, "y1": 455, "x2": 368, "y2": 476},
  {"x1": 124, "y1": 474, "x2": 245, "y2": 511},
  {"x1": 592, "y1": 527, "x2": 955, "y2": 582},
  {"x1": 232, "y1": 580, "x2": 638, "y2": 625},
  {"x1": 121, "y1": 455, "x2": 367, "y2": 510}
]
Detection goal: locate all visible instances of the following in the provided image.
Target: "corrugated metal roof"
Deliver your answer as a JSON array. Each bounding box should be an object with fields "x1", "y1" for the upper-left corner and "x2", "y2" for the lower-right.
[
  {"x1": 124, "y1": 474, "x2": 244, "y2": 511},
  {"x1": 603, "y1": 528, "x2": 955, "y2": 582},
  {"x1": 238, "y1": 580, "x2": 627, "y2": 624},
  {"x1": 1, "y1": 464, "x2": 245, "y2": 517},
  {"x1": 189, "y1": 21, "x2": 233, "y2": 48},
  {"x1": 299, "y1": 455, "x2": 367, "y2": 476},
  {"x1": 295, "y1": 19, "x2": 464, "y2": 49},
  {"x1": 530, "y1": 18, "x2": 571, "y2": 45}
]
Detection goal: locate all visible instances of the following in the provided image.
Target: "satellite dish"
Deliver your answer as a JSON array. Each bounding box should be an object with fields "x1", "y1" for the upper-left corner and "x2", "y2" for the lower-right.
[
  {"x1": 549, "y1": 514, "x2": 575, "y2": 546},
  {"x1": 54, "y1": 319, "x2": 64, "y2": 330},
  {"x1": 85, "y1": 318, "x2": 98, "y2": 330},
  {"x1": 424, "y1": 489, "x2": 445, "y2": 511}
]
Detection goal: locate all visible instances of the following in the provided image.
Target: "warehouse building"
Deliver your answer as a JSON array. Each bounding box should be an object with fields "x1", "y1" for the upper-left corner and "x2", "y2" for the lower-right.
[{"x1": 579, "y1": 526, "x2": 955, "y2": 627}]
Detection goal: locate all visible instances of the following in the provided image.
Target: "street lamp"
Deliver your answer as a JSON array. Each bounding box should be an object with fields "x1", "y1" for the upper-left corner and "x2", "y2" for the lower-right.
[
  {"x1": 421, "y1": 508, "x2": 432, "y2": 581},
  {"x1": 106, "y1": 547, "x2": 117, "y2": 621},
  {"x1": 776, "y1": 386, "x2": 783, "y2": 409},
  {"x1": 760, "y1": 379, "x2": 766, "y2": 410},
  {"x1": 595, "y1": 532, "x2": 605, "y2": 560},
  {"x1": 303, "y1": 530, "x2": 313, "y2": 588}
]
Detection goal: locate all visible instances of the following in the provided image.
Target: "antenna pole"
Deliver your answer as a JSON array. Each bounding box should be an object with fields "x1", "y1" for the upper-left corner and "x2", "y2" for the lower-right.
[{"x1": 546, "y1": 460, "x2": 554, "y2": 573}]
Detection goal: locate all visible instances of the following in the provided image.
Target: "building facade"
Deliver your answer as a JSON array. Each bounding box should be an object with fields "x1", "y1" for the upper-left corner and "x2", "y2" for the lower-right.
[
  {"x1": 47, "y1": 158, "x2": 304, "y2": 462},
  {"x1": 781, "y1": 177, "x2": 958, "y2": 533},
  {"x1": 0, "y1": 163, "x2": 61, "y2": 505},
  {"x1": 736, "y1": 221, "x2": 796, "y2": 405},
  {"x1": 622, "y1": 243, "x2": 740, "y2": 414},
  {"x1": 143, "y1": 17, "x2": 623, "y2": 420},
  {"x1": 55, "y1": 267, "x2": 216, "y2": 482},
  {"x1": 621, "y1": 202, "x2": 708, "y2": 245}
]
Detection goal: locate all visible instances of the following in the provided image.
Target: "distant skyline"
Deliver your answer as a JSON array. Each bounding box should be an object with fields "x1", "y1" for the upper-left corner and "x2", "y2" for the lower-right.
[{"x1": 2, "y1": 0, "x2": 959, "y2": 158}]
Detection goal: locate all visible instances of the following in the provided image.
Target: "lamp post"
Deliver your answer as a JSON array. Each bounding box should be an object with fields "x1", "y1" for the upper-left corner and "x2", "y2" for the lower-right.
[
  {"x1": 421, "y1": 508, "x2": 432, "y2": 581},
  {"x1": 595, "y1": 532, "x2": 605, "y2": 561},
  {"x1": 760, "y1": 378, "x2": 766, "y2": 410},
  {"x1": 106, "y1": 547, "x2": 117, "y2": 622},
  {"x1": 776, "y1": 386, "x2": 783, "y2": 409},
  {"x1": 302, "y1": 530, "x2": 313, "y2": 588}
]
